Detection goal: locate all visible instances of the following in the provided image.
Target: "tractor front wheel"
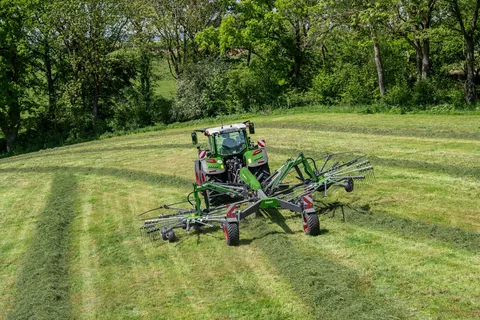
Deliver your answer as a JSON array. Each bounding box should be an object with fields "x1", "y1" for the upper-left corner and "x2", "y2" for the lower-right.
[
  {"x1": 223, "y1": 223, "x2": 239, "y2": 246},
  {"x1": 303, "y1": 213, "x2": 320, "y2": 236}
]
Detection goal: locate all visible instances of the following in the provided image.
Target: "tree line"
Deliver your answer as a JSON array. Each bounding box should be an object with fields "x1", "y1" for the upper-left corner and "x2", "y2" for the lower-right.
[{"x1": 1, "y1": 0, "x2": 479, "y2": 154}]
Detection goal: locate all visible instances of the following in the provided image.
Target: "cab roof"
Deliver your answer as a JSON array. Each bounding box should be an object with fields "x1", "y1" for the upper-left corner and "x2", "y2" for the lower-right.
[{"x1": 204, "y1": 123, "x2": 247, "y2": 135}]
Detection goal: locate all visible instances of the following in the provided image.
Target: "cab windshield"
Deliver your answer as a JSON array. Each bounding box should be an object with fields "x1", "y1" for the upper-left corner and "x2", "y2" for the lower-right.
[{"x1": 215, "y1": 130, "x2": 246, "y2": 156}]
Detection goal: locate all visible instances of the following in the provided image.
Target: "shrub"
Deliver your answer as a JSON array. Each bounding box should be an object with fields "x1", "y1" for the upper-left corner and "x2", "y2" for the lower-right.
[
  {"x1": 385, "y1": 82, "x2": 411, "y2": 106},
  {"x1": 226, "y1": 65, "x2": 286, "y2": 112},
  {"x1": 311, "y1": 69, "x2": 343, "y2": 104},
  {"x1": 412, "y1": 80, "x2": 436, "y2": 107},
  {"x1": 173, "y1": 58, "x2": 230, "y2": 121}
]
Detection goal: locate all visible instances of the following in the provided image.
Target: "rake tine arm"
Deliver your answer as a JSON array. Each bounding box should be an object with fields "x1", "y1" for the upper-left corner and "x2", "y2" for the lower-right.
[
  {"x1": 316, "y1": 151, "x2": 367, "y2": 176},
  {"x1": 318, "y1": 153, "x2": 332, "y2": 172},
  {"x1": 327, "y1": 165, "x2": 374, "y2": 177}
]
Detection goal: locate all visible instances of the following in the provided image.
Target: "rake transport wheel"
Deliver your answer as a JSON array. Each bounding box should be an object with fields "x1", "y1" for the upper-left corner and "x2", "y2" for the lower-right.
[
  {"x1": 222, "y1": 223, "x2": 239, "y2": 246},
  {"x1": 303, "y1": 213, "x2": 320, "y2": 236}
]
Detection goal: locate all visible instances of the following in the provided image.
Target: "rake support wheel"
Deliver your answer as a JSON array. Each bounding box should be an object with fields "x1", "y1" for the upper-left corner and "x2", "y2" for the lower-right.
[
  {"x1": 167, "y1": 230, "x2": 176, "y2": 242},
  {"x1": 161, "y1": 227, "x2": 169, "y2": 241},
  {"x1": 303, "y1": 212, "x2": 320, "y2": 236},
  {"x1": 223, "y1": 222, "x2": 239, "y2": 246},
  {"x1": 344, "y1": 177, "x2": 354, "y2": 193}
]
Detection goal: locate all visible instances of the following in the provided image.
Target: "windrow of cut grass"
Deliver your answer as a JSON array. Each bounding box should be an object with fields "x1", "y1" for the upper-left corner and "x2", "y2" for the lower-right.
[
  {"x1": 324, "y1": 205, "x2": 480, "y2": 252},
  {"x1": 243, "y1": 215, "x2": 407, "y2": 319},
  {"x1": 1, "y1": 111, "x2": 479, "y2": 319},
  {"x1": 7, "y1": 173, "x2": 78, "y2": 320}
]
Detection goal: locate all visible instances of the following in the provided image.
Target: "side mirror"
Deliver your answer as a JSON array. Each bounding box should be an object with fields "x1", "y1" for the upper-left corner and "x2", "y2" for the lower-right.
[
  {"x1": 191, "y1": 132, "x2": 198, "y2": 145},
  {"x1": 249, "y1": 122, "x2": 255, "y2": 134}
]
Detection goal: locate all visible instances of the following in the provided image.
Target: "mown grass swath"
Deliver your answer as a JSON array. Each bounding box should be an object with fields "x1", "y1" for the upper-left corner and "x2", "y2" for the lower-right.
[
  {"x1": 8, "y1": 173, "x2": 78, "y2": 320},
  {"x1": 245, "y1": 214, "x2": 407, "y2": 319}
]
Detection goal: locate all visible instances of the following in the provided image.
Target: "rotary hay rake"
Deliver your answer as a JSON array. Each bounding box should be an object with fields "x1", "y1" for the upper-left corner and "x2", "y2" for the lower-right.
[{"x1": 138, "y1": 130, "x2": 374, "y2": 246}]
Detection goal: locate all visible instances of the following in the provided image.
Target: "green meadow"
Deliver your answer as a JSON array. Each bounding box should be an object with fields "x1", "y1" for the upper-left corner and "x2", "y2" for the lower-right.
[{"x1": 1, "y1": 111, "x2": 479, "y2": 319}]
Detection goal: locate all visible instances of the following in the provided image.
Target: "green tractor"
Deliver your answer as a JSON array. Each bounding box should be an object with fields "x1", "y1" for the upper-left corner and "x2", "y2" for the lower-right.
[{"x1": 191, "y1": 121, "x2": 270, "y2": 205}]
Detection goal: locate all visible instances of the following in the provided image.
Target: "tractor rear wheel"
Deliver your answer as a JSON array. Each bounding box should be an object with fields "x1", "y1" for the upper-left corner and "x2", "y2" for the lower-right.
[
  {"x1": 194, "y1": 160, "x2": 204, "y2": 185},
  {"x1": 223, "y1": 223, "x2": 239, "y2": 246},
  {"x1": 303, "y1": 213, "x2": 320, "y2": 236}
]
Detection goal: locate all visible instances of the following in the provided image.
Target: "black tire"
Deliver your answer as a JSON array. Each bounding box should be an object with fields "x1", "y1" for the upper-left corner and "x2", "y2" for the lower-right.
[
  {"x1": 161, "y1": 227, "x2": 168, "y2": 241},
  {"x1": 222, "y1": 223, "x2": 239, "y2": 246},
  {"x1": 344, "y1": 177, "x2": 354, "y2": 193},
  {"x1": 303, "y1": 213, "x2": 320, "y2": 236},
  {"x1": 204, "y1": 173, "x2": 229, "y2": 208},
  {"x1": 208, "y1": 190, "x2": 234, "y2": 208},
  {"x1": 167, "y1": 230, "x2": 176, "y2": 242}
]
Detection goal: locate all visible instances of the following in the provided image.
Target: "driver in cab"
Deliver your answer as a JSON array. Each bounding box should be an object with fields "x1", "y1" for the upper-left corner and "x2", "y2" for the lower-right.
[{"x1": 221, "y1": 132, "x2": 236, "y2": 150}]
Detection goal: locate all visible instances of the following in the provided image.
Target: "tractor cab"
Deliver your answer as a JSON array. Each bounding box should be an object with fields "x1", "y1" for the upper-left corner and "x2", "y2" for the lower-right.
[
  {"x1": 208, "y1": 125, "x2": 249, "y2": 157},
  {"x1": 191, "y1": 121, "x2": 270, "y2": 185}
]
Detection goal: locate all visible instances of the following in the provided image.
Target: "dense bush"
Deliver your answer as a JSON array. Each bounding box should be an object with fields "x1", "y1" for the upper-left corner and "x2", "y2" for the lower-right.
[
  {"x1": 227, "y1": 62, "x2": 287, "y2": 112},
  {"x1": 172, "y1": 58, "x2": 289, "y2": 121},
  {"x1": 311, "y1": 63, "x2": 377, "y2": 106},
  {"x1": 173, "y1": 59, "x2": 230, "y2": 121}
]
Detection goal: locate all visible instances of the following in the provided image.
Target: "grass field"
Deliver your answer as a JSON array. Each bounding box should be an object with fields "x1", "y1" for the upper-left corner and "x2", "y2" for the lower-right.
[
  {"x1": 1, "y1": 111, "x2": 479, "y2": 319},
  {"x1": 153, "y1": 58, "x2": 177, "y2": 99}
]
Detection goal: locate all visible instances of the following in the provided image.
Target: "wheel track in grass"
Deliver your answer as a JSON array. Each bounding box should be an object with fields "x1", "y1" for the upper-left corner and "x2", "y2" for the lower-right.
[
  {"x1": 77, "y1": 200, "x2": 100, "y2": 317},
  {"x1": 0, "y1": 143, "x2": 195, "y2": 163},
  {"x1": 8, "y1": 172, "x2": 78, "y2": 320},
  {"x1": 0, "y1": 129, "x2": 190, "y2": 163},
  {"x1": 0, "y1": 166, "x2": 192, "y2": 187},
  {"x1": 111, "y1": 191, "x2": 150, "y2": 318}
]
